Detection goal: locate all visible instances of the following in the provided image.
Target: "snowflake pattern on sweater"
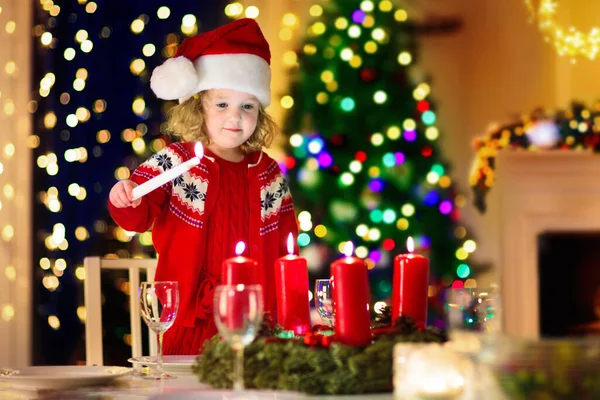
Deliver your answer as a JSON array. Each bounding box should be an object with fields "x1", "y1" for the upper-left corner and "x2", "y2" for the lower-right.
[
  {"x1": 260, "y1": 167, "x2": 291, "y2": 221},
  {"x1": 135, "y1": 144, "x2": 208, "y2": 216},
  {"x1": 133, "y1": 144, "x2": 293, "y2": 229}
]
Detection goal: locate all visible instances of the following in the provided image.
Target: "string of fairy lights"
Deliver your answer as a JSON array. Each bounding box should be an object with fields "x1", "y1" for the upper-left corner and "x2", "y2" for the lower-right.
[
  {"x1": 225, "y1": 1, "x2": 478, "y2": 290},
  {"x1": 471, "y1": 102, "x2": 600, "y2": 213},
  {"x1": 31, "y1": 0, "x2": 209, "y2": 345},
  {"x1": 0, "y1": 1, "x2": 17, "y2": 326},
  {"x1": 524, "y1": 0, "x2": 600, "y2": 62}
]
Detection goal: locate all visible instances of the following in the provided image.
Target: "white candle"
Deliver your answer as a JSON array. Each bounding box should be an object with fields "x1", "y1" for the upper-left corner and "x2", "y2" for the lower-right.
[
  {"x1": 394, "y1": 343, "x2": 465, "y2": 400},
  {"x1": 132, "y1": 142, "x2": 204, "y2": 201},
  {"x1": 417, "y1": 374, "x2": 465, "y2": 399}
]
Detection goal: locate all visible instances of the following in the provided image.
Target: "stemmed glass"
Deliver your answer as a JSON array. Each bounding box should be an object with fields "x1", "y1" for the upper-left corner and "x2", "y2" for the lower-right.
[
  {"x1": 445, "y1": 286, "x2": 502, "y2": 352},
  {"x1": 139, "y1": 281, "x2": 179, "y2": 380},
  {"x1": 214, "y1": 284, "x2": 263, "y2": 391},
  {"x1": 445, "y1": 286, "x2": 502, "y2": 396},
  {"x1": 314, "y1": 279, "x2": 335, "y2": 327}
]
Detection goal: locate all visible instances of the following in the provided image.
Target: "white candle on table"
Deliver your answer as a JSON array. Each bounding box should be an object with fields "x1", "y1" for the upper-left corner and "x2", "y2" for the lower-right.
[{"x1": 132, "y1": 142, "x2": 204, "y2": 201}]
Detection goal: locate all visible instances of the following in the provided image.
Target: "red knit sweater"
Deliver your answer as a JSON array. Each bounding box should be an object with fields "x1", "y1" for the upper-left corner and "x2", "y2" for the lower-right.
[
  {"x1": 162, "y1": 151, "x2": 251, "y2": 354},
  {"x1": 204, "y1": 150, "x2": 250, "y2": 280},
  {"x1": 108, "y1": 142, "x2": 298, "y2": 344}
]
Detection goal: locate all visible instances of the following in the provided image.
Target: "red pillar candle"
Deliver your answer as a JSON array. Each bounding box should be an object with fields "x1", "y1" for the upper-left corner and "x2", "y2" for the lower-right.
[
  {"x1": 221, "y1": 242, "x2": 260, "y2": 330},
  {"x1": 222, "y1": 241, "x2": 259, "y2": 286},
  {"x1": 275, "y1": 233, "x2": 311, "y2": 335},
  {"x1": 330, "y1": 242, "x2": 372, "y2": 346},
  {"x1": 392, "y1": 237, "x2": 430, "y2": 327}
]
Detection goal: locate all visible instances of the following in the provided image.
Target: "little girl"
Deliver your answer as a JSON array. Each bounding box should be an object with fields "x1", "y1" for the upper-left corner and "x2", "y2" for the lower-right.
[{"x1": 108, "y1": 18, "x2": 298, "y2": 354}]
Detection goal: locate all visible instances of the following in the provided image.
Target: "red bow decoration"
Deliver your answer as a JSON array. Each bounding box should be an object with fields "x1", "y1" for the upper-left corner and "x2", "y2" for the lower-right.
[
  {"x1": 303, "y1": 332, "x2": 334, "y2": 348},
  {"x1": 302, "y1": 324, "x2": 335, "y2": 348}
]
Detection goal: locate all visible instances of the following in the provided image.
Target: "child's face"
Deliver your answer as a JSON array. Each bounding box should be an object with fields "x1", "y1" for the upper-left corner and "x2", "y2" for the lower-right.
[{"x1": 203, "y1": 89, "x2": 260, "y2": 152}]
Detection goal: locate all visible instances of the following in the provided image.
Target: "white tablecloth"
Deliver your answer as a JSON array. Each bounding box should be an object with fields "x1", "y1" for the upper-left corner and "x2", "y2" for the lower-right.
[
  {"x1": 0, "y1": 370, "x2": 505, "y2": 399},
  {"x1": 0, "y1": 373, "x2": 394, "y2": 400}
]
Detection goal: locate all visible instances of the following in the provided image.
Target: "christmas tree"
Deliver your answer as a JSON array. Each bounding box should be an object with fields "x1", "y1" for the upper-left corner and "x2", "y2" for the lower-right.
[{"x1": 281, "y1": 0, "x2": 476, "y2": 308}]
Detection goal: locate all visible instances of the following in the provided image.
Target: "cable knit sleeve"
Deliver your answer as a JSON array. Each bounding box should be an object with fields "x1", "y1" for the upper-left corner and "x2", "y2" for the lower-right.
[
  {"x1": 108, "y1": 144, "x2": 183, "y2": 232},
  {"x1": 276, "y1": 171, "x2": 299, "y2": 257}
]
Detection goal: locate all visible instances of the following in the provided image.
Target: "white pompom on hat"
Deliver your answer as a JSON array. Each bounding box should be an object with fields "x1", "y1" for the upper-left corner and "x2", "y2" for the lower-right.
[{"x1": 150, "y1": 18, "x2": 271, "y2": 106}]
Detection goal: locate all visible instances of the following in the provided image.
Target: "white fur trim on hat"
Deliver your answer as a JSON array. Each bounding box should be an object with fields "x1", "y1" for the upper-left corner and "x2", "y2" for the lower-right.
[
  {"x1": 182, "y1": 53, "x2": 271, "y2": 106},
  {"x1": 150, "y1": 56, "x2": 199, "y2": 101}
]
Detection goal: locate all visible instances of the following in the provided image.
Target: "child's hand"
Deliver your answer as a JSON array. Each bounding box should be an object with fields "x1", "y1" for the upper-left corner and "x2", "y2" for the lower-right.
[{"x1": 109, "y1": 180, "x2": 141, "y2": 208}]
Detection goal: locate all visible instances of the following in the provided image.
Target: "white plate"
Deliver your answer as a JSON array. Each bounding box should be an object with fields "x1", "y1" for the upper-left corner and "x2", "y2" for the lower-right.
[
  {"x1": 0, "y1": 366, "x2": 132, "y2": 390},
  {"x1": 128, "y1": 355, "x2": 197, "y2": 375},
  {"x1": 150, "y1": 389, "x2": 310, "y2": 400}
]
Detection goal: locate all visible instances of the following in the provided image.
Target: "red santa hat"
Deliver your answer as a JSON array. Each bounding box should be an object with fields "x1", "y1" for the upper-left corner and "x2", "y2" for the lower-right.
[{"x1": 150, "y1": 18, "x2": 271, "y2": 106}]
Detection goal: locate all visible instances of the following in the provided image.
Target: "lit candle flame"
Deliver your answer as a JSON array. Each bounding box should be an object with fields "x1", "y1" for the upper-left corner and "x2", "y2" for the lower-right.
[
  {"x1": 407, "y1": 237, "x2": 414, "y2": 253},
  {"x1": 194, "y1": 142, "x2": 204, "y2": 159},
  {"x1": 343, "y1": 241, "x2": 354, "y2": 257},
  {"x1": 287, "y1": 233, "x2": 294, "y2": 255},
  {"x1": 235, "y1": 241, "x2": 246, "y2": 256}
]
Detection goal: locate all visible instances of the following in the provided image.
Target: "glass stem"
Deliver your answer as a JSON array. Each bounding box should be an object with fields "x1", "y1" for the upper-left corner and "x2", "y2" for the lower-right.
[
  {"x1": 232, "y1": 345, "x2": 245, "y2": 391},
  {"x1": 156, "y1": 331, "x2": 164, "y2": 377}
]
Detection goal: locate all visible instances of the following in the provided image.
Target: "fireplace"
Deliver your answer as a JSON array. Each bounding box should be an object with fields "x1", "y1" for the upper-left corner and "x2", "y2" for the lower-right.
[
  {"x1": 495, "y1": 151, "x2": 600, "y2": 338},
  {"x1": 538, "y1": 232, "x2": 600, "y2": 337}
]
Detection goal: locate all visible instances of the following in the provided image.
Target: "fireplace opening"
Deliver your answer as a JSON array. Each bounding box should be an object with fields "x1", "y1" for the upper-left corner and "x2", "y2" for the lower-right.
[{"x1": 538, "y1": 232, "x2": 600, "y2": 337}]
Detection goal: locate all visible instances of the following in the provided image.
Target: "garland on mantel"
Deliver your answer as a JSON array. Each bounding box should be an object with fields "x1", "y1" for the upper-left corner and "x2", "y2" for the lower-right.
[
  {"x1": 470, "y1": 102, "x2": 600, "y2": 213},
  {"x1": 192, "y1": 309, "x2": 447, "y2": 395},
  {"x1": 524, "y1": 0, "x2": 600, "y2": 61}
]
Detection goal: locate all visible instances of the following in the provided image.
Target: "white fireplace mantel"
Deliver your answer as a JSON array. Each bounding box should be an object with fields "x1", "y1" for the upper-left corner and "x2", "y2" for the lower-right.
[{"x1": 496, "y1": 151, "x2": 600, "y2": 338}]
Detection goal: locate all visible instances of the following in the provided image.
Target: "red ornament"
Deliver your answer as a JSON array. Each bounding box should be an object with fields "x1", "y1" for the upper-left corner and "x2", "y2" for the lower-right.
[
  {"x1": 450, "y1": 209, "x2": 461, "y2": 222},
  {"x1": 320, "y1": 334, "x2": 333, "y2": 347},
  {"x1": 303, "y1": 333, "x2": 319, "y2": 347},
  {"x1": 451, "y1": 280, "x2": 464, "y2": 289},
  {"x1": 285, "y1": 156, "x2": 296, "y2": 170},
  {"x1": 421, "y1": 146, "x2": 433, "y2": 157},
  {"x1": 302, "y1": 330, "x2": 334, "y2": 348},
  {"x1": 360, "y1": 68, "x2": 377, "y2": 83},
  {"x1": 383, "y1": 238, "x2": 395, "y2": 251},
  {"x1": 330, "y1": 134, "x2": 344, "y2": 146},
  {"x1": 355, "y1": 151, "x2": 367, "y2": 162},
  {"x1": 416, "y1": 100, "x2": 430, "y2": 113}
]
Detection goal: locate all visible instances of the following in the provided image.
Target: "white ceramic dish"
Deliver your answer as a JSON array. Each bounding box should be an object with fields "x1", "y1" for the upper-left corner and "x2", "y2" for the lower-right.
[
  {"x1": 127, "y1": 355, "x2": 198, "y2": 375},
  {"x1": 149, "y1": 389, "x2": 310, "y2": 400},
  {"x1": 0, "y1": 366, "x2": 132, "y2": 390}
]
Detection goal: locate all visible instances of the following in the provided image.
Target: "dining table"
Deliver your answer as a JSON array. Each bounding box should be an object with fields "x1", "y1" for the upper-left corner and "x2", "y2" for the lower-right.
[
  {"x1": 0, "y1": 365, "x2": 506, "y2": 400},
  {"x1": 0, "y1": 372, "x2": 390, "y2": 399}
]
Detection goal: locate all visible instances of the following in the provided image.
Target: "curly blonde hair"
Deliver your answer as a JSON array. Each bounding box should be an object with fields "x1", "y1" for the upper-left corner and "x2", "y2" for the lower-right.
[{"x1": 162, "y1": 91, "x2": 278, "y2": 154}]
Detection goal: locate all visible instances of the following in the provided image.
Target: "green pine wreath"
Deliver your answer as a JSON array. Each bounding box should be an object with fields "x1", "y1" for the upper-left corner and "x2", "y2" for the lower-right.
[{"x1": 192, "y1": 309, "x2": 447, "y2": 395}]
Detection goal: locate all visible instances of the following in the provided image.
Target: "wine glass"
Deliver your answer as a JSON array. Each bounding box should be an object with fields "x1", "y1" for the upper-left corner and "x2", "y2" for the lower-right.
[
  {"x1": 445, "y1": 286, "x2": 502, "y2": 351},
  {"x1": 213, "y1": 284, "x2": 263, "y2": 391},
  {"x1": 445, "y1": 286, "x2": 502, "y2": 397},
  {"x1": 314, "y1": 279, "x2": 335, "y2": 327},
  {"x1": 139, "y1": 281, "x2": 179, "y2": 380}
]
